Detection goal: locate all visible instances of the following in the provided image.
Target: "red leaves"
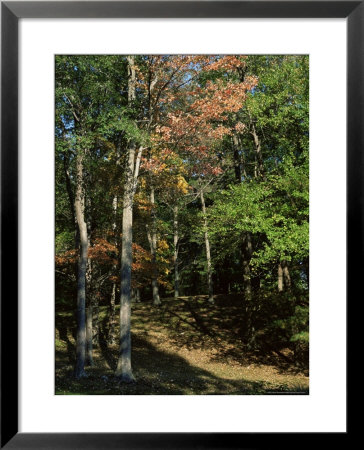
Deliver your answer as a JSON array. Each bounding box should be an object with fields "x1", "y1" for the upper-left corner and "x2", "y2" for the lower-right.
[
  {"x1": 151, "y1": 57, "x2": 257, "y2": 178},
  {"x1": 88, "y1": 238, "x2": 117, "y2": 265}
]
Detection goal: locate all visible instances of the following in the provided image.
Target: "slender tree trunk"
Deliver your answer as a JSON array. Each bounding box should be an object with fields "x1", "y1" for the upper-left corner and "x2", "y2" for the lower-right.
[
  {"x1": 242, "y1": 232, "x2": 255, "y2": 348},
  {"x1": 108, "y1": 194, "x2": 118, "y2": 344},
  {"x1": 62, "y1": 151, "x2": 80, "y2": 248},
  {"x1": 86, "y1": 305, "x2": 93, "y2": 366},
  {"x1": 85, "y1": 259, "x2": 94, "y2": 366},
  {"x1": 115, "y1": 55, "x2": 140, "y2": 382},
  {"x1": 232, "y1": 134, "x2": 242, "y2": 183},
  {"x1": 74, "y1": 149, "x2": 88, "y2": 379},
  {"x1": 282, "y1": 260, "x2": 292, "y2": 290},
  {"x1": 149, "y1": 186, "x2": 161, "y2": 305},
  {"x1": 251, "y1": 124, "x2": 264, "y2": 179},
  {"x1": 108, "y1": 283, "x2": 117, "y2": 344},
  {"x1": 173, "y1": 205, "x2": 179, "y2": 299},
  {"x1": 131, "y1": 288, "x2": 141, "y2": 303},
  {"x1": 200, "y1": 190, "x2": 214, "y2": 304},
  {"x1": 242, "y1": 232, "x2": 252, "y2": 302},
  {"x1": 278, "y1": 262, "x2": 284, "y2": 292},
  {"x1": 92, "y1": 287, "x2": 100, "y2": 347},
  {"x1": 115, "y1": 141, "x2": 136, "y2": 382}
]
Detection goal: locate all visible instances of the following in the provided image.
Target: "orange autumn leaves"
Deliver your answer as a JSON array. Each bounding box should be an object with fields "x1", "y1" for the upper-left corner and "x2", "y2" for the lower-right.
[
  {"x1": 150, "y1": 55, "x2": 257, "y2": 177},
  {"x1": 56, "y1": 237, "x2": 170, "y2": 290}
]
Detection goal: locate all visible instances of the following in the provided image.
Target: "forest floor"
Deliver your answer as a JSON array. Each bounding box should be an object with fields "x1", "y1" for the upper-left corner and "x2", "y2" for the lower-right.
[{"x1": 55, "y1": 295, "x2": 309, "y2": 395}]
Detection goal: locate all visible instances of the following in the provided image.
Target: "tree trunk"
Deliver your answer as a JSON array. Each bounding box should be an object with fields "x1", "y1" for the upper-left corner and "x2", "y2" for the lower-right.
[
  {"x1": 62, "y1": 150, "x2": 80, "y2": 248},
  {"x1": 108, "y1": 283, "x2": 117, "y2": 343},
  {"x1": 115, "y1": 55, "x2": 140, "y2": 382},
  {"x1": 74, "y1": 149, "x2": 88, "y2": 379},
  {"x1": 115, "y1": 149, "x2": 135, "y2": 382},
  {"x1": 282, "y1": 260, "x2": 292, "y2": 290},
  {"x1": 242, "y1": 232, "x2": 254, "y2": 348},
  {"x1": 278, "y1": 262, "x2": 284, "y2": 292},
  {"x1": 149, "y1": 186, "x2": 161, "y2": 306},
  {"x1": 242, "y1": 232, "x2": 252, "y2": 302},
  {"x1": 108, "y1": 194, "x2": 118, "y2": 345},
  {"x1": 173, "y1": 205, "x2": 179, "y2": 299},
  {"x1": 92, "y1": 289, "x2": 100, "y2": 347},
  {"x1": 232, "y1": 134, "x2": 242, "y2": 183},
  {"x1": 251, "y1": 124, "x2": 264, "y2": 179},
  {"x1": 85, "y1": 259, "x2": 93, "y2": 366},
  {"x1": 131, "y1": 288, "x2": 141, "y2": 303},
  {"x1": 200, "y1": 190, "x2": 214, "y2": 304},
  {"x1": 86, "y1": 304, "x2": 93, "y2": 366}
]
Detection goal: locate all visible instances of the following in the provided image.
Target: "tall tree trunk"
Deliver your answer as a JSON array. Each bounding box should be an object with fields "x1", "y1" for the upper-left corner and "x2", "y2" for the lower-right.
[
  {"x1": 131, "y1": 287, "x2": 141, "y2": 303},
  {"x1": 232, "y1": 133, "x2": 247, "y2": 182},
  {"x1": 242, "y1": 232, "x2": 252, "y2": 302},
  {"x1": 278, "y1": 262, "x2": 284, "y2": 292},
  {"x1": 173, "y1": 205, "x2": 179, "y2": 299},
  {"x1": 62, "y1": 151, "x2": 80, "y2": 248},
  {"x1": 85, "y1": 259, "x2": 93, "y2": 366},
  {"x1": 232, "y1": 134, "x2": 242, "y2": 183},
  {"x1": 115, "y1": 142, "x2": 136, "y2": 382},
  {"x1": 115, "y1": 55, "x2": 142, "y2": 382},
  {"x1": 149, "y1": 186, "x2": 161, "y2": 306},
  {"x1": 108, "y1": 194, "x2": 118, "y2": 344},
  {"x1": 74, "y1": 149, "x2": 88, "y2": 379},
  {"x1": 108, "y1": 284, "x2": 117, "y2": 344},
  {"x1": 282, "y1": 260, "x2": 292, "y2": 290},
  {"x1": 251, "y1": 124, "x2": 264, "y2": 179},
  {"x1": 200, "y1": 190, "x2": 214, "y2": 304},
  {"x1": 242, "y1": 232, "x2": 254, "y2": 348},
  {"x1": 92, "y1": 284, "x2": 100, "y2": 347},
  {"x1": 86, "y1": 305, "x2": 93, "y2": 366}
]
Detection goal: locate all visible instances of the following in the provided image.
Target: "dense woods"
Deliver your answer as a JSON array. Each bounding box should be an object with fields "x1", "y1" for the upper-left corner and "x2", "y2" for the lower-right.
[{"x1": 55, "y1": 55, "x2": 309, "y2": 394}]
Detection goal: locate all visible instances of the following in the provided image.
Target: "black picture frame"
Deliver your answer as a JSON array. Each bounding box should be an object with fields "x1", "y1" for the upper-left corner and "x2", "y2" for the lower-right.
[{"x1": 1, "y1": 1, "x2": 356, "y2": 448}]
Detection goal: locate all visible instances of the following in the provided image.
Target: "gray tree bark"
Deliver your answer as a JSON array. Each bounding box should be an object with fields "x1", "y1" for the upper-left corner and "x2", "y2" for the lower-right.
[
  {"x1": 200, "y1": 190, "x2": 214, "y2": 304},
  {"x1": 242, "y1": 232, "x2": 255, "y2": 348},
  {"x1": 232, "y1": 134, "x2": 242, "y2": 183},
  {"x1": 115, "y1": 55, "x2": 143, "y2": 382},
  {"x1": 74, "y1": 148, "x2": 88, "y2": 379},
  {"x1": 282, "y1": 260, "x2": 292, "y2": 290},
  {"x1": 147, "y1": 186, "x2": 161, "y2": 306},
  {"x1": 131, "y1": 288, "x2": 141, "y2": 303},
  {"x1": 115, "y1": 141, "x2": 136, "y2": 382},
  {"x1": 108, "y1": 194, "x2": 118, "y2": 344},
  {"x1": 251, "y1": 124, "x2": 265, "y2": 179},
  {"x1": 242, "y1": 232, "x2": 252, "y2": 302},
  {"x1": 173, "y1": 205, "x2": 179, "y2": 299},
  {"x1": 86, "y1": 308, "x2": 93, "y2": 366},
  {"x1": 278, "y1": 262, "x2": 284, "y2": 292}
]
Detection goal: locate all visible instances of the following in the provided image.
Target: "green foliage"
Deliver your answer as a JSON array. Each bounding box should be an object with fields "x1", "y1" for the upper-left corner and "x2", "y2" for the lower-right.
[{"x1": 55, "y1": 54, "x2": 309, "y2": 373}]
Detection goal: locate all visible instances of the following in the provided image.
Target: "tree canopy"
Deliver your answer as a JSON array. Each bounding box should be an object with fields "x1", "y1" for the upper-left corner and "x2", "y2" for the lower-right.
[{"x1": 55, "y1": 55, "x2": 309, "y2": 384}]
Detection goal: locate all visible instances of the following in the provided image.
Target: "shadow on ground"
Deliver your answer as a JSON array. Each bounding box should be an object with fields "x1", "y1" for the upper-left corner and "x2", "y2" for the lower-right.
[
  {"x1": 56, "y1": 331, "x2": 307, "y2": 395},
  {"x1": 55, "y1": 296, "x2": 308, "y2": 394}
]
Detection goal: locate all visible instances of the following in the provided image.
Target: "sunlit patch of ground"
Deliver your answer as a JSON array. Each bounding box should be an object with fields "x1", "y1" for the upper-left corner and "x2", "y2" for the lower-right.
[{"x1": 55, "y1": 296, "x2": 309, "y2": 395}]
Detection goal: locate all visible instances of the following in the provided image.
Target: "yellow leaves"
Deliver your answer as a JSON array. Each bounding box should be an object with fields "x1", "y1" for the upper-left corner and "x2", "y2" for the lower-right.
[
  {"x1": 176, "y1": 175, "x2": 189, "y2": 195},
  {"x1": 134, "y1": 192, "x2": 152, "y2": 212},
  {"x1": 157, "y1": 239, "x2": 169, "y2": 252}
]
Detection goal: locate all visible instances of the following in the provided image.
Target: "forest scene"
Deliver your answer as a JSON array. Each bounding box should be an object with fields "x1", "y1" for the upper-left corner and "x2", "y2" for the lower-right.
[{"x1": 55, "y1": 55, "x2": 309, "y2": 395}]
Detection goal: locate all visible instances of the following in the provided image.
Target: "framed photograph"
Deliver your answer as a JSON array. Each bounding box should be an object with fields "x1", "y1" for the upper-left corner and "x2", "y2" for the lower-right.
[{"x1": 1, "y1": 1, "x2": 356, "y2": 447}]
